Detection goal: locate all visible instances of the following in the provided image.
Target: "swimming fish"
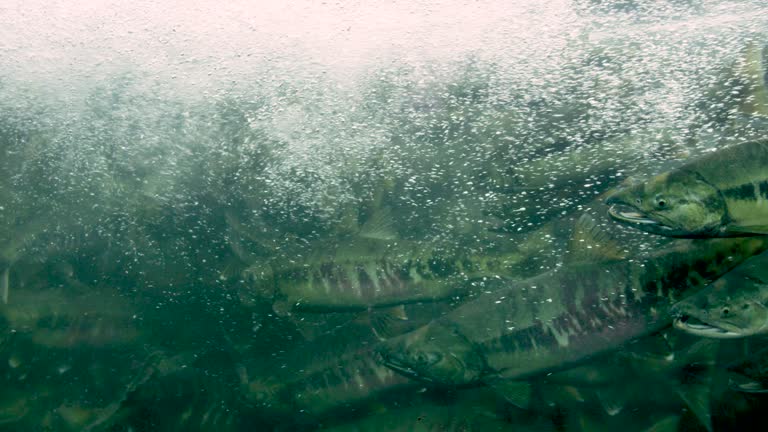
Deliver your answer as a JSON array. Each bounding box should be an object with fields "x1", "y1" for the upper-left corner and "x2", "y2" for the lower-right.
[
  {"x1": 377, "y1": 215, "x2": 768, "y2": 391},
  {"x1": 533, "y1": 330, "x2": 718, "y2": 432},
  {"x1": 726, "y1": 344, "x2": 768, "y2": 393},
  {"x1": 247, "y1": 343, "x2": 418, "y2": 422},
  {"x1": 241, "y1": 241, "x2": 531, "y2": 315},
  {"x1": 605, "y1": 140, "x2": 768, "y2": 237},
  {"x1": 671, "y1": 251, "x2": 768, "y2": 338},
  {"x1": 88, "y1": 350, "x2": 248, "y2": 432},
  {"x1": 0, "y1": 287, "x2": 140, "y2": 348}
]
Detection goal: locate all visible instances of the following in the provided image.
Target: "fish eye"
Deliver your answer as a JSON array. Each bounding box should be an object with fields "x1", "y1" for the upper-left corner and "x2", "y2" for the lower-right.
[
  {"x1": 722, "y1": 307, "x2": 730, "y2": 316},
  {"x1": 635, "y1": 198, "x2": 642, "y2": 205},
  {"x1": 413, "y1": 352, "x2": 441, "y2": 366},
  {"x1": 656, "y1": 199, "x2": 666, "y2": 208}
]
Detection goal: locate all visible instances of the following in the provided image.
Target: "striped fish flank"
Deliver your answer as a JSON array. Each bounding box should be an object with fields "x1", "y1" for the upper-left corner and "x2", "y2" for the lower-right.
[
  {"x1": 378, "y1": 216, "x2": 768, "y2": 386},
  {"x1": 247, "y1": 344, "x2": 416, "y2": 420},
  {"x1": 671, "y1": 251, "x2": 768, "y2": 338},
  {"x1": 245, "y1": 250, "x2": 528, "y2": 313}
]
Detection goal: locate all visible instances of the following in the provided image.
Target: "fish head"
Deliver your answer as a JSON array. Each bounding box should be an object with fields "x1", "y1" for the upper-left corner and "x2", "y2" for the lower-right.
[
  {"x1": 671, "y1": 266, "x2": 768, "y2": 338},
  {"x1": 376, "y1": 323, "x2": 485, "y2": 386},
  {"x1": 606, "y1": 170, "x2": 727, "y2": 237}
]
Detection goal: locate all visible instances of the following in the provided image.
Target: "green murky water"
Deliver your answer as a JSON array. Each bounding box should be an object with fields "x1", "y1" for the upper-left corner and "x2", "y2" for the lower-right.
[{"x1": 1, "y1": 1, "x2": 768, "y2": 430}]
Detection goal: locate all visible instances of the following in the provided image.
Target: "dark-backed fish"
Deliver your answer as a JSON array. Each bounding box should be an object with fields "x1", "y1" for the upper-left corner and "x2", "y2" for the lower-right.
[
  {"x1": 243, "y1": 244, "x2": 532, "y2": 315},
  {"x1": 0, "y1": 287, "x2": 139, "y2": 348},
  {"x1": 378, "y1": 215, "x2": 768, "y2": 390},
  {"x1": 671, "y1": 252, "x2": 768, "y2": 338},
  {"x1": 244, "y1": 308, "x2": 436, "y2": 421},
  {"x1": 84, "y1": 350, "x2": 248, "y2": 432},
  {"x1": 605, "y1": 140, "x2": 768, "y2": 237},
  {"x1": 247, "y1": 344, "x2": 417, "y2": 421},
  {"x1": 534, "y1": 330, "x2": 717, "y2": 431}
]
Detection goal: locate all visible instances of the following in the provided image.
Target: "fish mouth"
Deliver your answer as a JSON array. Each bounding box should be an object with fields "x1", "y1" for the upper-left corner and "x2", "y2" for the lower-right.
[
  {"x1": 673, "y1": 315, "x2": 744, "y2": 338},
  {"x1": 376, "y1": 349, "x2": 426, "y2": 382},
  {"x1": 382, "y1": 359, "x2": 420, "y2": 380},
  {"x1": 607, "y1": 205, "x2": 670, "y2": 229}
]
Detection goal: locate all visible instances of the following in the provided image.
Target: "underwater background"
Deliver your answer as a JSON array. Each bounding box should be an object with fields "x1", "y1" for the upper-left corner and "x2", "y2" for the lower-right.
[{"x1": 1, "y1": 0, "x2": 768, "y2": 430}]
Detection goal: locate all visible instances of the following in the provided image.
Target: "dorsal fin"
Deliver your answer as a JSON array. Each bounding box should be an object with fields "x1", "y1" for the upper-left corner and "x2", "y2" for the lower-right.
[
  {"x1": 224, "y1": 211, "x2": 251, "y2": 240},
  {"x1": 358, "y1": 207, "x2": 397, "y2": 240},
  {"x1": 563, "y1": 214, "x2": 625, "y2": 265}
]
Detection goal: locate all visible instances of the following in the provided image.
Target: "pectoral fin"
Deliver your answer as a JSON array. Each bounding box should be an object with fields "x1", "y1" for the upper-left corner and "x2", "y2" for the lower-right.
[{"x1": 370, "y1": 305, "x2": 409, "y2": 340}]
